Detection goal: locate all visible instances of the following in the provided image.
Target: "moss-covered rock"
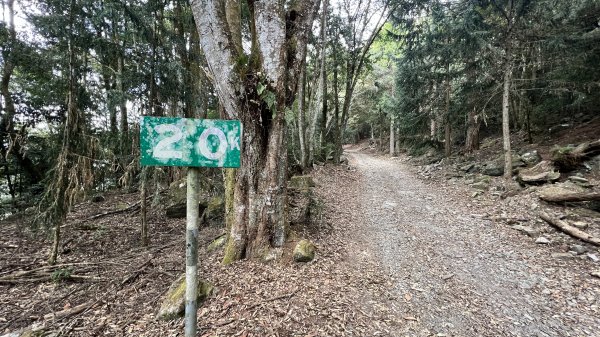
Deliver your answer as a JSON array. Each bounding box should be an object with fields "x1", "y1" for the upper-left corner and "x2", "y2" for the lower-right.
[
  {"x1": 293, "y1": 239, "x2": 316, "y2": 263},
  {"x1": 167, "y1": 179, "x2": 188, "y2": 206},
  {"x1": 207, "y1": 235, "x2": 227, "y2": 252},
  {"x1": 206, "y1": 196, "x2": 225, "y2": 224},
  {"x1": 157, "y1": 274, "x2": 213, "y2": 321},
  {"x1": 481, "y1": 161, "x2": 503, "y2": 177},
  {"x1": 470, "y1": 181, "x2": 489, "y2": 191},
  {"x1": 90, "y1": 194, "x2": 105, "y2": 203},
  {"x1": 263, "y1": 248, "x2": 284, "y2": 262},
  {"x1": 520, "y1": 150, "x2": 542, "y2": 166},
  {"x1": 289, "y1": 175, "x2": 315, "y2": 191},
  {"x1": 115, "y1": 201, "x2": 130, "y2": 211}
]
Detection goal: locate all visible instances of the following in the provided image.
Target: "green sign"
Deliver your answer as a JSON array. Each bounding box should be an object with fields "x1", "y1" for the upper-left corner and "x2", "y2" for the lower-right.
[{"x1": 140, "y1": 117, "x2": 242, "y2": 168}]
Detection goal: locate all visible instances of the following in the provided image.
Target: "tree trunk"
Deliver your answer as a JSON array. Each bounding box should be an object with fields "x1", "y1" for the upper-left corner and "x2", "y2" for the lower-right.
[
  {"x1": 390, "y1": 118, "x2": 395, "y2": 156},
  {"x1": 308, "y1": 73, "x2": 323, "y2": 164},
  {"x1": 466, "y1": 107, "x2": 480, "y2": 153},
  {"x1": 298, "y1": 57, "x2": 308, "y2": 170},
  {"x1": 117, "y1": 53, "x2": 128, "y2": 153},
  {"x1": 192, "y1": 0, "x2": 319, "y2": 263},
  {"x1": 331, "y1": 41, "x2": 342, "y2": 164},
  {"x1": 318, "y1": 0, "x2": 328, "y2": 160},
  {"x1": 140, "y1": 167, "x2": 149, "y2": 246},
  {"x1": 502, "y1": 41, "x2": 513, "y2": 181},
  {"x1": 0, "y1": 0, "x2": 43, "y2": 185},
  {"x1": 395, "y1": 125, "x2": 401, "y2": 154},
  {"x1": 444, "y1": 73, "x2": 451, "y2": 157},
  {"x1": 49, "y1": 0, "x2": 81, "y2": 264}
]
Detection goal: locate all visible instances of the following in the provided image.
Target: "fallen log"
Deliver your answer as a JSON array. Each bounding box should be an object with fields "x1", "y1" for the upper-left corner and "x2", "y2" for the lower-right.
[
  {"x1": 540, "y1": 191, "x2": 600, "y2": 203},
  {"x1": 552, "y1": 139, "x2": 600, "y2": 171},
  {"x1": 539, "y1": 212, "x2": 600, "y2": 246}
]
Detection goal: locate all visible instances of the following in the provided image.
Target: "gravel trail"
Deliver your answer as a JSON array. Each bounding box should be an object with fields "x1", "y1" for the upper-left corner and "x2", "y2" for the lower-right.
[{"x1": 346, "y1": 151, "x2": 600, "y2": 337}]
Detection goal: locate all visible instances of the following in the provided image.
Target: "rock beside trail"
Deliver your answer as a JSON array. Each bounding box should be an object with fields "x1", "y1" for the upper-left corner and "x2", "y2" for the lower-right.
[
  {"x1": 584, "y1": 155, "x2": 600, "y2": 173},
  {"x1": 482, "y1": 161, "x2": 504, "y2": 176},
  {"x1": 207, "y1": 235, "x2": 227, "y2": 252},
  {"x1": 459, "y1": 163, "x2": 478, "y2": 173},
  {"x1": 157, "y1": 274, "x2": 213, "y2": 321},
  {"x1": 568, "y1": 176, "x2": 592, "y2": 188},
  {"x1": 289, "y1": 175, "x2": 315, "y2": 190},
  {"x1": 165, "y1": 202, "x2": 208, "y2": 219},
  {"x1": 91, "y1": 194, "x2": 105, "y2": 203},
  {"x1": 552, "y1": 252, "x2": 575, "y2": 259},
  {"x1": 470, "y1": 181, "x2": 489, "y2": 191},
  {"x1": 289, "y1": 175, "x2": 320, "y2": 226},
  {"x1": 517, "y1": 161, "x2": 560, "y2": 184},
  {"x1": 535, "y1": 237, "x2": 551, "y2": 244},
  {"x1": 511, "y1": 225, "x2": 539, "y2": 238},
  {"x1": 520, "y1": 150, "x2": 542, "y2": 166},
  {"x1": 164, "y1": 178, "x2": 218, "y2": 220},
  {"x1": 569, "y1": 245, "x2": 588, "y2": 255},
  {"x1": 293, "y1": 239, "x2": 316, "y2": 263},
  {"x1": 205, "y1": 196, "x2": 225, "y2": 224},
  {"x1": 572, "y1": 221, "x2": 590, "y2": 230}
]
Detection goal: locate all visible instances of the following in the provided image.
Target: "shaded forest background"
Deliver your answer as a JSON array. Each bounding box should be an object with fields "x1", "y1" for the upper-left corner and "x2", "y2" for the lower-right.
[{"x1": 1, "y1": 0, "x2": 599, "y2": 235}]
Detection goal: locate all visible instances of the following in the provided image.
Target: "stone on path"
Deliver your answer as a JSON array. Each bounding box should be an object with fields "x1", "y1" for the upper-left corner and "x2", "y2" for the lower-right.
[
  {"x1": 569, "y1": 245, "x2": 588, "y2": 255},
  {"x1": 511, "y1": 225, "x2": 539, "y2": 238},
  {"x1": 552, "y1": 253, "x2": 575, "y2": 259},
  {"x1": 535, "y1": 237, "x2": 551, "y2": 244},
  {"x1": 572, "y1": 221, "x2": 590, "y2": 230}
]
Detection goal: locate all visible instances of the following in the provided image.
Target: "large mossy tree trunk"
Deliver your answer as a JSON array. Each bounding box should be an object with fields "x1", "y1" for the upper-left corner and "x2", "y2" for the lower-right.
[{"x1": 191, "y1": 0, "x2": 319, "y2": 263}]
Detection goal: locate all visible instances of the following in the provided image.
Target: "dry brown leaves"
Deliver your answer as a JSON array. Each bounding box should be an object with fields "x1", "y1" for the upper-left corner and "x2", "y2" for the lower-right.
[{"x1": 1, "y1": 167, "x2": 400, "y2": 336}]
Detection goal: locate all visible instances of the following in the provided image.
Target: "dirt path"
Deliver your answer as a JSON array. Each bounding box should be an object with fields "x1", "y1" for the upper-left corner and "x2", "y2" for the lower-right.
[{"x1": 344, "y1": 151, "x2": 600, "y2": 336}]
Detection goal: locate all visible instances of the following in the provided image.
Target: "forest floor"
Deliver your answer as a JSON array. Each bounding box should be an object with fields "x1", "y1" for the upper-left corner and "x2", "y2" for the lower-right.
[{"x1": 2, "y1": 137, "x2": 600, "y2": 336}]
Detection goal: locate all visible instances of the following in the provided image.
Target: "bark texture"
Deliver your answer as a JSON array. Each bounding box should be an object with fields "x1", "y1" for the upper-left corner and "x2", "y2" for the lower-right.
[{"x1": 191, "y1": 0, "x2": 319, "y2": 262}]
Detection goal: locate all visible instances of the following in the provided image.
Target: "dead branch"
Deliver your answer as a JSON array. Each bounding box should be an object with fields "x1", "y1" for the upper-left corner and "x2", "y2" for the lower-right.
[
  {"x1": 0, "y1": 262, "x2": 111, "y2": 283},
  {"x1": 539, "y1": 212, "x2": 600, "y2": 246},
  {"x1": 119, "y1": 256, "x2": 154, "y2": 287},
  {"x1": 87, "y1": 201, "x2": 141, "y2": 220},
  {"x1": 86, "y1": 189, "x2": 168, "y2": 220},
  {"x1": 44, "y1": 301, "x2": 94, "y2": 321},
  {"x1": 0, "y1": 274, "x2": 106, "y2": 284}
]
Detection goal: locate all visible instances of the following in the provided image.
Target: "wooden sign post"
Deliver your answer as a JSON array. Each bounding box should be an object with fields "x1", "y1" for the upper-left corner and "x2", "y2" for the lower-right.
[{"x1": 140, "y1": 116, "x2": 241, "y2": 337}]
